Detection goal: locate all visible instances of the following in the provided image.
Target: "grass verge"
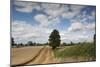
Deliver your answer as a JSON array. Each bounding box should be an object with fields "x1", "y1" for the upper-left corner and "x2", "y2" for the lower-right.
[{"x1": 54, "y1": 43, "x2": 96, "y2": 61}]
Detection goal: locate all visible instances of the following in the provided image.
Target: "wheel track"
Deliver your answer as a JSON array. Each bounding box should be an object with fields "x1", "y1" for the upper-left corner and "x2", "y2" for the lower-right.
[
  {"x1": 42, "y1": 47, "x2": 55, "y2": 64},
  {"x1": 13, "y1": 46, "x2": 45, "y2": 66},
  {"x1": 26, "y1": 46, "x2": 48, "y2": 65},
  {"x1": 14, "y1": 46, "x2": 56, "y2": 66}
]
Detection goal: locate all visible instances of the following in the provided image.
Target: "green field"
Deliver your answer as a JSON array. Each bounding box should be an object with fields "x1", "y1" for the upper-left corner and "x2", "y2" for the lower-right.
[{"x1": 54, "y1": 42, "x2": 96, "y2": 61}]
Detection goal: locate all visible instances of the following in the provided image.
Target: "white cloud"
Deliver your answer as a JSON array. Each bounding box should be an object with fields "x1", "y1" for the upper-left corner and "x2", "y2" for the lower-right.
[
  {"x1": 16, "y1": 6, "x2": 33, "y2": 13},
  {"x1": 41, "y1": 3, "x2": 61, "y2": 10},
  {"x1": 41, "y1": 3, "x2": 66, "y2": 18},
  {"x1": 62, "y1": 11, "x2": 77, "y2": 19},
  {"x1": 12, "y1": 20, "x2": 52, "y2": 44},
  {"x1": 91, "y1": 11, "x2": 96, "y2": 17},
  {"x1": 34, "y1": 14, "x2": 60, "y2": 27},
  {"x1": 70, "y1": 5, "x2": 85, "y2": 11},
  {"x1": 13, "y1": 2, "x2": 95, "y2": 43},
  {"x1": 34, "y1": 14, "x2": 48, "y2": 27},
  {"x1": 12, "y1": 20, "x2": 95, "y2": 44},
  {"x1": 88, "y1": 11, "x2": 96, "y2": 20},
  {"x1": 85, "y1": 23, "x2": 95, "y2": 30},
  {"x1": 41, "y1": 4, "x2": 85, "y2": 19},
  {"x1": 68, "y1": 22, "x2": 95, "y2": 32},
  {"x1": 14, "y1": 1, "x2": 87, "y2": 21},
  {"x1": 74, "y1": 10, "x2": 96, "y2": 24},
  {"x1": 62, "y1": 33, "x2": 88, "y2": 41},
  {"x1": 14, "y1": 1, "x2": 41, "y2": 13},
  {"x1": 62, "y1": 5, "x2": 85, "y2": 19},
  {"x1": 14, "y1": 1, "x2": 33, "y2": 6},
  {"x1": 68, "y1": 22, "x2": 84, "y2": 32},
  {"x1": 60, "y1": 31, "x2": 93, "y2": 43},
  {"x1": 14, "y1": 1, "x2": 85, "y2": 21}
]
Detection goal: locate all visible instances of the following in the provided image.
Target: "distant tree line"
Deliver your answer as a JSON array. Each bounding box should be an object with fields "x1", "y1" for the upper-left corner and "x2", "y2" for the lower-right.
[{"x1": 11, "y1": 37, "x2": 48, "y2": 48}]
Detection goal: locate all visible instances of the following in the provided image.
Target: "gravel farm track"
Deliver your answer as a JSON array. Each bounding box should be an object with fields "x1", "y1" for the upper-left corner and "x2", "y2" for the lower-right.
[{"x1": 11, "y1": 46, "x2": 58, "y2": 66}]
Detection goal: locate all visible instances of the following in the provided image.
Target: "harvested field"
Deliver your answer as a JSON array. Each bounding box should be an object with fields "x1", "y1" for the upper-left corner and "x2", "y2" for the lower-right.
[
  {"x1": 11, "y1": 46, "x2": 43, "y2": 65},
  {"x1": 11, "y1": 46, "x2": 58, "y2": 66},
  {"x1": 11, "y1": 44, "x2": 96, "y2": 66}
]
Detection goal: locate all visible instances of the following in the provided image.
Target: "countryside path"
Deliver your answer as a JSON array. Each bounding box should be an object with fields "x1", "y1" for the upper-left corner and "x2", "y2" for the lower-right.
[{"x1": 26, "y1": 46, "x2": 56, "y2": 65}]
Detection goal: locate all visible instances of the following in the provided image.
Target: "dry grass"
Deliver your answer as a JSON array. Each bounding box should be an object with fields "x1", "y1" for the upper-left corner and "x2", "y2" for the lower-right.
[{"x1": 54, "y1": 43, "x2": 96, "y2": 62}]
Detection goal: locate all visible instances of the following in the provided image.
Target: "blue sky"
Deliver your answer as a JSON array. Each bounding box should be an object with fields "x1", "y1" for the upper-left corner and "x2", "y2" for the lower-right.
[{"x1": 11, "y1": 1, "x2": 96, "y2": 44}]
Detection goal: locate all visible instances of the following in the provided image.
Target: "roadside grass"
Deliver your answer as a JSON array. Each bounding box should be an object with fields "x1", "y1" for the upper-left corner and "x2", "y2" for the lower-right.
[{"x1": 54, "y1": 42, "x2": 96, "y2": 60}]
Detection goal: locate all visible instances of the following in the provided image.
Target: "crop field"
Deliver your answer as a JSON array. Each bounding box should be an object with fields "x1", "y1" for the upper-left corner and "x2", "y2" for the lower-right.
[
  {"x1": 54, "y1": 43, "x2": 96, "y2": 62},
  {"x1": 11, "y1": 46, "x2": 59, "y2": 66},
  {"x1": 11, "y1": 43, "x2": 96, "y2": 66},
  {"x1": 11, "y1": 46, "x2": 44, "y2": 65}
]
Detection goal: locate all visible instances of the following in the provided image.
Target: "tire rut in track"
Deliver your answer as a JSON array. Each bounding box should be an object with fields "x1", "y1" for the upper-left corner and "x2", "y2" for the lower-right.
[
  {"x1": 25, "y1": 46, "x2": 56, "y2": 65},
  {"x1": 42, "y1": 47, "x2": 55, "y2": 64},
  {"x1": 12, "y1": 47, "x2": 44, "y2": 66},
  {"x1": 26, "y1": 46, "x2": 48, "y2": 65}
]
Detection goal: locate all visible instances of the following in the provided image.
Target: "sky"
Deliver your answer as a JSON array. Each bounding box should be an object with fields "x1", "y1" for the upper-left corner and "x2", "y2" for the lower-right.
[{"x1": 11, "y1": 1, "x2": 96, "y2": 44}]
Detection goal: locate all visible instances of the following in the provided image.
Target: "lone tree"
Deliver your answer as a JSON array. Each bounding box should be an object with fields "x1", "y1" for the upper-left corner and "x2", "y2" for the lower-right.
[
  {"x1": 70, "y1": 41, "x2": 74, "y2": 45},
  {"x1": 94, "y1": 34, "x2": 96, "y2": 45},
  {"x1": 11, "y1": 37, "x2": 15, "y2": 47},
  {"x1": 27, "y1": 41, "x2": 33, "y2": 46},
  {"x1": 49, "y1": 29, "x2": 61, "y2": 49}
]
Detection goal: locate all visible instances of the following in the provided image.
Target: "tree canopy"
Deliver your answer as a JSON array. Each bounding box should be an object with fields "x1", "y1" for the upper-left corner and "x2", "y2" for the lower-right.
[
  {"x1": 49, "y1": 29, "x2": 61, "y2": 49},
  {"x1": 11, "y1": 37, "x2": 15, "y2": 46}
]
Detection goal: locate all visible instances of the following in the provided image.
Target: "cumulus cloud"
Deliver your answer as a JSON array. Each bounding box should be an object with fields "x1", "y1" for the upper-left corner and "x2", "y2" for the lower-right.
[
  {"x1": 41, "y1": 3, "x2": 65, "y2": 18},
  {"x1": 62, "y1": 33, "x2": 88, "y2": 41},
  {"x1": 60, "y1": 30, "x2": 93, "y2": 43},
  {"x1": 34, "y1": 14, "x2": 48, "y2": 27},
  {"x1": 67, "y1": 9, "x2": 96, "y2": 33},
  {"x1": 62, "y1": 5, "x2": 85, "y2": 19},
  {"x1": 68, "y1": 22, "x2": 95, "y2": 33},
  {"x1": 16, "y1": 6, "x2": 33, "y2": 13},
  {"x1": 62, "y1": 12, "x2": 77, "y2": 19},
  {"x1": 14, "y1": 1, "x2": 41, "y2": 13},
  {"x1": 12, "y1": 20, "x2": 52, "y2": 44},
  {"x1": 34, "y1": 14, "x2": 60, "y2": 27},
  {"x1": 12, "y1": 1, "x2": 96, "y2": 43},
  {"x1": 68, "y1": 22, "x2": 84, "y2": 32},
  {"x1": 14, "y1": 1, "x2": 84, "y2": 19},
  {"x1": 74, "y1": 10, "x2": 96, "y2": 23}
]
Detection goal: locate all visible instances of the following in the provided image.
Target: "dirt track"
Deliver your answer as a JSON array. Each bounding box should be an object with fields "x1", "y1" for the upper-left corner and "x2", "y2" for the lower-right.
[
  {"x1": 26, "y1": 46, "x2": 57, "y2": 65},
  {"x1": 12, "y1": 46, "x2": 58, "y2": 66},
  {"x1": 12, "y1": 46, "x2": 94, "y2": 66}
]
